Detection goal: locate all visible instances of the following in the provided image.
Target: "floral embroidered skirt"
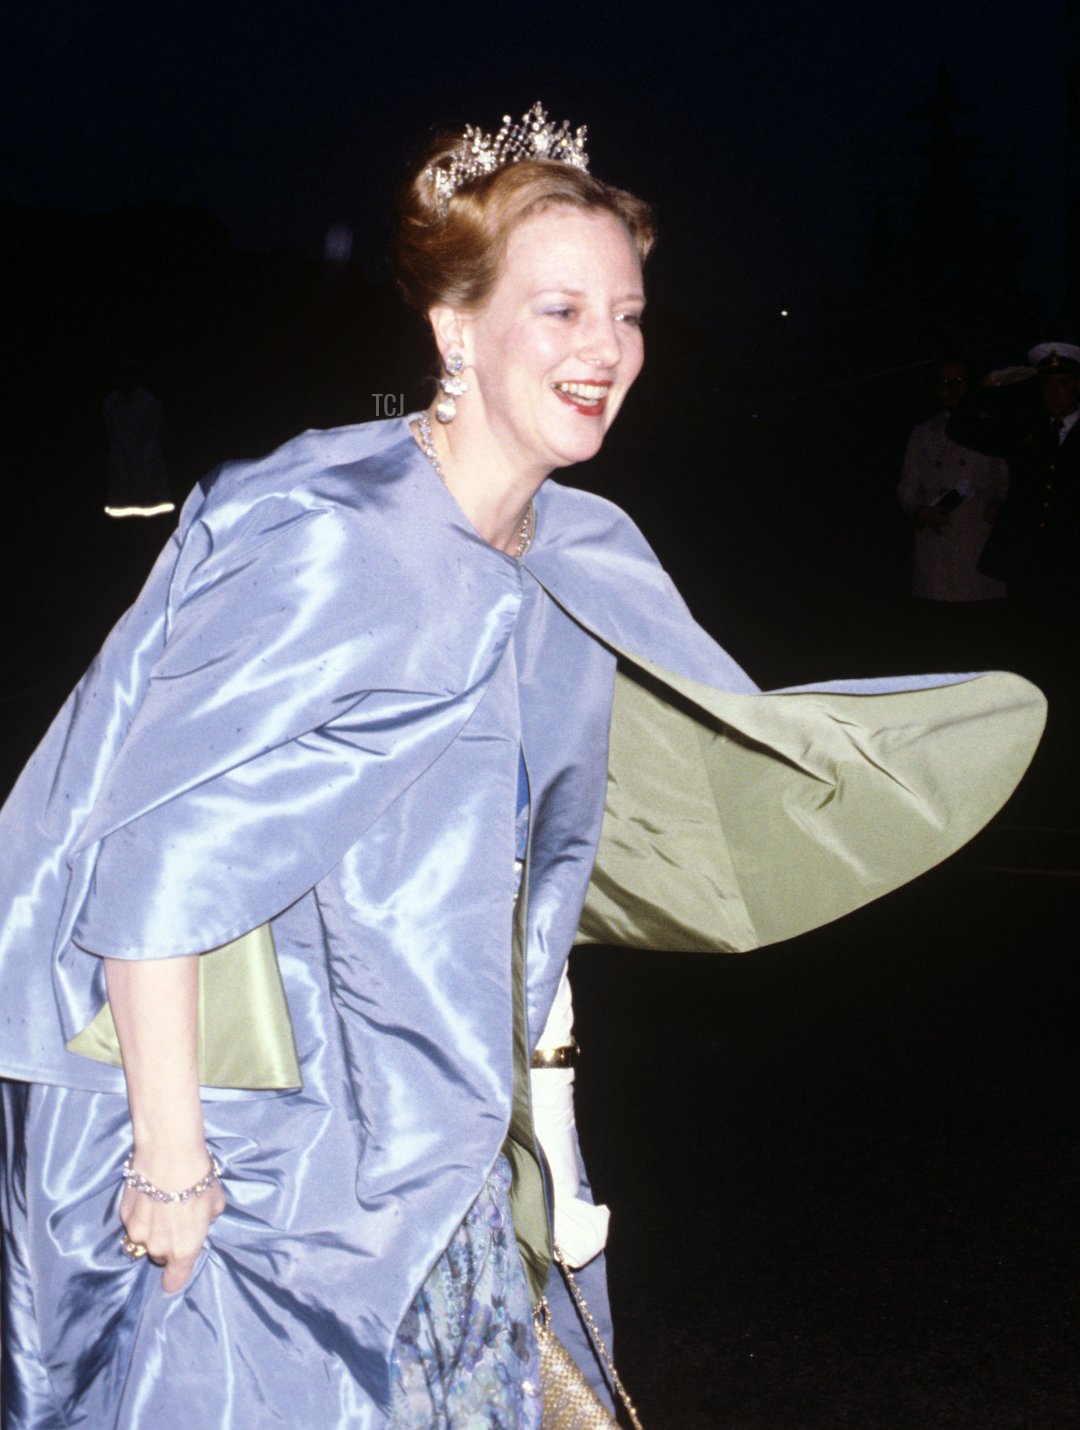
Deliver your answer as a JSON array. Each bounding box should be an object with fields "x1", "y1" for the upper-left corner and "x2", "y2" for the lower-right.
[{"x1": 390, "y1": 1154, "x2": 543, "y2": 1428}]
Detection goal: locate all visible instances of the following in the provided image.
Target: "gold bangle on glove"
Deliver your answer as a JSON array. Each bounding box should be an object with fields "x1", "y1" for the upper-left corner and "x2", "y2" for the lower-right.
[{"x1": 530, "y1": 1037, "x2": 579, "y2": 1070}]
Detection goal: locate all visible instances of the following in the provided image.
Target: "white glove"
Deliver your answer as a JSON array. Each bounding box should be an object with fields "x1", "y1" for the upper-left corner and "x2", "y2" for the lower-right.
[{"x1": 530, "y1": 967, "x2": 610, "y2": 1269}]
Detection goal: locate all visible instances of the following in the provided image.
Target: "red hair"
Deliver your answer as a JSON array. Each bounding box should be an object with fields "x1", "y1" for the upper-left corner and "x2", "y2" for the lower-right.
[{"x1": 394, "y1": 141, "x2": 655, "y2": 315}]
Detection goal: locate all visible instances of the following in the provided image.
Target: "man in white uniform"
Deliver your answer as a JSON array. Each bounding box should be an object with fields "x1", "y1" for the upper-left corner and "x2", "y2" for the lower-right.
[{"x1": 898, "y1": 357, "x2": 1008, "y2": 602}]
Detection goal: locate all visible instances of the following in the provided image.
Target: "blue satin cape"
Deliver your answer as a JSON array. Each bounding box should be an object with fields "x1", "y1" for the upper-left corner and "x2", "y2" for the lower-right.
[{"x1": 0, "y1": 418, "x2": 1044, "y2": 1427}]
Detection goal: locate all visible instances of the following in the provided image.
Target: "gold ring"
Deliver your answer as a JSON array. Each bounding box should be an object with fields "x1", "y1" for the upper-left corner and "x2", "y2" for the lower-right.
[{"x1": 121, "y1": 1234, "x2": 149, "y2": 1260}]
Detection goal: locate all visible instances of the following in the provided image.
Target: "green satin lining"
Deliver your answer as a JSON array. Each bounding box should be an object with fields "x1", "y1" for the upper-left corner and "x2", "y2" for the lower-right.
[
  {"x1": 499, "y1": 659, "x2": 1048, "y2": 1302},
  {"x1": 62, "y1": 651, "x2": 1044, "y2": 1289},
  {"x1": 64, "y1": 880, "x2": 552, "y2": 1291},
  {"x1": 66, "y1": 923, "x2": 301, "y2": 1089},
  {"x1": 580, "y1": 659, "x2": 1046, "y2": 953},
  {"x1": 502, "y1": 858, "x2": 553, "y2": 1306}
]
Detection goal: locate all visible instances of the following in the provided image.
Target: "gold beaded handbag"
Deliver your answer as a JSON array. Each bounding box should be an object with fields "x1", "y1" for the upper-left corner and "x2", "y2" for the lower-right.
[{"x1": 534, "y1": 1247, "x2": 644, "y2": 1430}]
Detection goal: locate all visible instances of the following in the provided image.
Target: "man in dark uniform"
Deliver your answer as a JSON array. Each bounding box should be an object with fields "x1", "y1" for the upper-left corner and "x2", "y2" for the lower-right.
[
  {"x1": 948, "y1": 341, "x2": 1080, "y2": 609},
  {"x1": 947, "y1": 341, "x2": 1080, "y2": 815}
]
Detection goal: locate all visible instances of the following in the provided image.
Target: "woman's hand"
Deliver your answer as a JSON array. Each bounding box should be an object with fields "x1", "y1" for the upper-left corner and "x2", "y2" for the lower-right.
[
  {"x1": 105, "y1": 955, "x2": 220, "y2": 1292},
  {"x1": 121, "y1": 1145, "x2": 226, "y2": 1292}
]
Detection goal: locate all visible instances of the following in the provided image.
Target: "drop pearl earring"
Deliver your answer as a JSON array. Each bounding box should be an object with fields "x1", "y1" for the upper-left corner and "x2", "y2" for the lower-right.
[{"x1": 435, "y1": 351, "x2": 469, "y2": 424}]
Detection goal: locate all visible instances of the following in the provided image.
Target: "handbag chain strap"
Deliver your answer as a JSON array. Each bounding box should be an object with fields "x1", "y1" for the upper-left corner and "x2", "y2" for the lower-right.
[{"x1": 554, "y1": 1244, "x2": 644, "y2": 1430}]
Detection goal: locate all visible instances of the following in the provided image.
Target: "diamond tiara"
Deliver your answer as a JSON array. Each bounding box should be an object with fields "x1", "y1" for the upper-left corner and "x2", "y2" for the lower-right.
[{"x1": 425, "y1": 103, "x2": 589, "y2": 219}]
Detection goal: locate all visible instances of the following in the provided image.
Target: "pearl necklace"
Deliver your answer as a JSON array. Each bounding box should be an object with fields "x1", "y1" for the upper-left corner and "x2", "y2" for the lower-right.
[{"x1": 414, "y1": 410, "x2": 535, "y2": 559}]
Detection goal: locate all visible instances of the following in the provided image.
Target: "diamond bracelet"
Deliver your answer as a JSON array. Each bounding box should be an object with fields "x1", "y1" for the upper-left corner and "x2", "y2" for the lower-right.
[{"x1": 121, "y1": 1152, "x2": 222, "y2": 1204}]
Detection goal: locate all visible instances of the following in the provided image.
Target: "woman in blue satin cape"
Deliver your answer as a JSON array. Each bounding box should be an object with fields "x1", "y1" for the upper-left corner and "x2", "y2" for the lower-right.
[{"x1": 0, "y1": 108, "x2": 1045, "y2": 1429}]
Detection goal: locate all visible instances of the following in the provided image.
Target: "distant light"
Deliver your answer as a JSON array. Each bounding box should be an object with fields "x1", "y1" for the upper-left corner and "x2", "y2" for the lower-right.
[{"x1": 780, "y1": 309, "x2": 790, "y2": 318}]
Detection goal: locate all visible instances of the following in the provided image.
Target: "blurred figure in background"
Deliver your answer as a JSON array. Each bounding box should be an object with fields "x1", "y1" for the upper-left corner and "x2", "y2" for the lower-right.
[
  {"x1": 102, "y1": 360, "x2": 175, "y2": 519},
  {"x1": 898, "y1": 357, "x2": 1008, "y2": 603},
  {"x1": 947, "y1": 340, "x2": 1080, "y2": 815},
  {"x1": 897, "y1": 356, "x2": 1008, "y2": 670},
  {"x1": 950, "y1": 342, "x2": 1080, "y2": 616}
]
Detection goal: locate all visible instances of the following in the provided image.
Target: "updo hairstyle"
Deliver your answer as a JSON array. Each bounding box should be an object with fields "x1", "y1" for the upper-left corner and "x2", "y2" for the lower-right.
[{"x1": 394, "y1": 135, "x2": 655, "y2": 317}]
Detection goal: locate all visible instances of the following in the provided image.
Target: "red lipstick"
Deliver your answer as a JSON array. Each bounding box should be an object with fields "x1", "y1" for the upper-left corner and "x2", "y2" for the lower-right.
[{"x1": 551, "y1": 381, "x2": 612, "y2": 417}]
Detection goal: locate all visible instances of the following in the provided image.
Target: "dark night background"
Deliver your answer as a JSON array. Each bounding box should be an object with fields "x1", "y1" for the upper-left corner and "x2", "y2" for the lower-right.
[{"x1": 3, "y1": 2, "x2": 1078, "y2": 1426}]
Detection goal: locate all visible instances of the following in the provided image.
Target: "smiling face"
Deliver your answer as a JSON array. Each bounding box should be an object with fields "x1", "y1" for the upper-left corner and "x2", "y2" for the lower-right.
[{"x1": 453, "y1": 205, "x2": 645, "y2": 476}]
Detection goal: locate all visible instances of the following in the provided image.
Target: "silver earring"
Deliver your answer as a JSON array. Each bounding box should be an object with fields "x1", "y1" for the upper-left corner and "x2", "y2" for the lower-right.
[{"x1": 435, "y1": 351, "x2": 469, "y2": 424}]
